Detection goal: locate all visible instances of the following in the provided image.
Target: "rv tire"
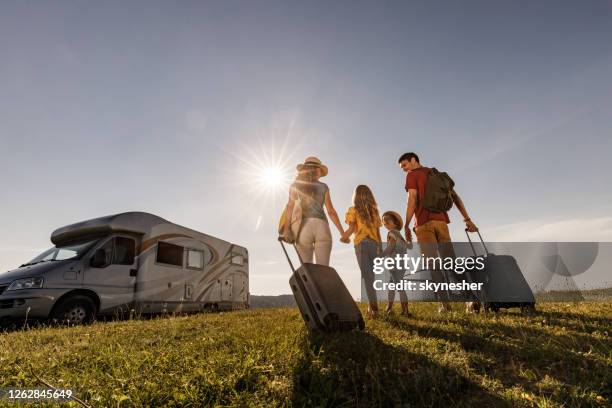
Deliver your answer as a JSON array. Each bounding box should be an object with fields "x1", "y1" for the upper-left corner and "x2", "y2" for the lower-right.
[{"x1": 51, "y1": 295, "x2": 97, "y2": 325}]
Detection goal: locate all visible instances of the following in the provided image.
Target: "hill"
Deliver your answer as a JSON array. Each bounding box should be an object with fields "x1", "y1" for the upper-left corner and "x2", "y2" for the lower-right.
[{"x1": 1, "y1": 302, "x2": 610, "y2": 407}]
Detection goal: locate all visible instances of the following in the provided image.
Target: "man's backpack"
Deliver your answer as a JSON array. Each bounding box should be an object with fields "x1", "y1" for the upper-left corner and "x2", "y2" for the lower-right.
[{"x1": 422, "y1": 168, "x2": 455, "y2": 213}]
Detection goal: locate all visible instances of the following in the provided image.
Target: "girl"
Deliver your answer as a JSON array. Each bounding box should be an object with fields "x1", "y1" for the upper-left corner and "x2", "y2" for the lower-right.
[
  {"x1": 341, "y1": 185, "x2": 382, "y2": 317},
  {"x1": 282, "y1": 157, "x2": 345, "y2": 265},
  {"x1": 381, "y1": 211, "x2": 410, "y2": 316}
]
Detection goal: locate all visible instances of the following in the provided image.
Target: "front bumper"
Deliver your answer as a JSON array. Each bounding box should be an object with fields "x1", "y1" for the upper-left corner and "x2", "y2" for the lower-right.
[{"x1": 0, "y1": 289, "x2": 68, "y2": 319}]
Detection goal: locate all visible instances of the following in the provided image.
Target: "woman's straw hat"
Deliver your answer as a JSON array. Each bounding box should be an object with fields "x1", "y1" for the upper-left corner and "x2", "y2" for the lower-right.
[
  {"x1": 296, "y1": 156, "x2": 328, "y2": 177},
  {"x1": 382, "y1": 211, "x2": 404, "y2": 229}
]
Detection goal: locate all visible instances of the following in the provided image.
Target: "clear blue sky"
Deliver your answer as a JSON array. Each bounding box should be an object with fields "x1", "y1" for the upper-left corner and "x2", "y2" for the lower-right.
[{"x1": 1, "y1": 1, "x2": 611, "y2": 295}]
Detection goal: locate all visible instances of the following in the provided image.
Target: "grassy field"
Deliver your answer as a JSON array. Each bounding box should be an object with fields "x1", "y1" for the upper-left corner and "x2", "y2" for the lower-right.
[{"x1": 1, "y1": 303, "x2": 610, "y2": 407}]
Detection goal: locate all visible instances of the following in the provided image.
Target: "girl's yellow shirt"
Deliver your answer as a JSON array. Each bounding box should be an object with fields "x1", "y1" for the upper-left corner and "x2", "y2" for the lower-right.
[{"x1": 345, "y1": 207, "x2": 381, "y2": 246}]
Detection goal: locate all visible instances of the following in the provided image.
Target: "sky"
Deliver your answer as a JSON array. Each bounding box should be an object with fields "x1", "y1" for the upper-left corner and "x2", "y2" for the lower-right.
[{"x1": 1, "y1": 1, "x2": 611, "y2": 296}]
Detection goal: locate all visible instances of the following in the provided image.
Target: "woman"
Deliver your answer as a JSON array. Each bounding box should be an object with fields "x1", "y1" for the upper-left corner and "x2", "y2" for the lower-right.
[
  {"x1": 282, "y1": 157, "x2": 345, "y2": 266},
  {"x1": 340, "y1": 185, "x2": 382, "y2": 317}
]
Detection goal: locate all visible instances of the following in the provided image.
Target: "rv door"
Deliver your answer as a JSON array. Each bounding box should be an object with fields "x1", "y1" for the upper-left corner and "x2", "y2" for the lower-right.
[
  {"x1": 233, "y1": 273, "x2": 247, "y2": 303},
  {"x1": 221, "y1": 277, "x2": 233, "y2": 302},
  {"x1": 83, "y1": 235, "x2": 138, "y2": 314}
]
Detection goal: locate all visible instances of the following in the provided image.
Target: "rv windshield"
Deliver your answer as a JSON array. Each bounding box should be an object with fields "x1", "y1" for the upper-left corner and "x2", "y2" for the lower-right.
[{"x1": 23, "y1": 239, "x2": 100, "y2": 267}]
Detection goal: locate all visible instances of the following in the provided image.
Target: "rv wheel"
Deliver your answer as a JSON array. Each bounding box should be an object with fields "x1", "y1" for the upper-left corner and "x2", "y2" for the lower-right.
[{"x1": 51, "y1": 295, "x2": 96, "y2": 325}]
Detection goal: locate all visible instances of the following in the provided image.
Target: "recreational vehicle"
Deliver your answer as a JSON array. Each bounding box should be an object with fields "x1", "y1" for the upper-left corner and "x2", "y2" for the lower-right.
[{"x1": 0, "y1": 212, "x2": 249, "y2": 324}]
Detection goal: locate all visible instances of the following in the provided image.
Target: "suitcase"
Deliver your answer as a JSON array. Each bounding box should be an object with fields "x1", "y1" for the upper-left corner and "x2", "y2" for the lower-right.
[
  {"x1": 466, "y1": 230, "x2": 536, "y2": 312},
  {"x1": 278, "y1": 238, "x2": 365, "y2": 331}
]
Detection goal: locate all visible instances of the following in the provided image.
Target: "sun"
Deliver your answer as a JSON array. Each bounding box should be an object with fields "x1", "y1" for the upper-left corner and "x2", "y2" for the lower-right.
[
  {"x1": 225, "y1": 140, "x2": 296, "y2": 197},
  {"x1": 255, "y1": 164, "x2": 291, "y2": 194},
  {"x1": 261, "y1": 166, "x2": 285, "y2": 189},
  {"x1": 220, "y1": 126, "x2": 303, "y2": 224}
]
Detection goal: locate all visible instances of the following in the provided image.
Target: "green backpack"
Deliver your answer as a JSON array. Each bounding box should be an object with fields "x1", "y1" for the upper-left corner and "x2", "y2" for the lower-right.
[{"x1": 422, "y1": 168, "x2": 455, "y2": 213}]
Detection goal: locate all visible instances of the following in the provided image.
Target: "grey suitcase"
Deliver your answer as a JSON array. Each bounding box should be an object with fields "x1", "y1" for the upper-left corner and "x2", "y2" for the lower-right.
[
  {"x1": 466, "y1": 230, "x2": 536, "y2": 312},
  {"x1": 279, "y1": 238, "x2": 365, "y2": 331}
]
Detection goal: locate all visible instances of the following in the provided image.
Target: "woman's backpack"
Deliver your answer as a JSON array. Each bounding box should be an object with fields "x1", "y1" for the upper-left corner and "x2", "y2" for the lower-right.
[{"x1": 278, "y1": 194, "x2": 302, "y2": 241}]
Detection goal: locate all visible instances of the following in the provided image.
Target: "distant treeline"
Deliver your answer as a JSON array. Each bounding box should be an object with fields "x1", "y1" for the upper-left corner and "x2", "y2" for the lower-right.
[
  {"x1": 535, "y1": 287, "x2": 612, "y2": 302},
  {"x1": 250, "y1": 294, "x2": 296, "y2": 309}
]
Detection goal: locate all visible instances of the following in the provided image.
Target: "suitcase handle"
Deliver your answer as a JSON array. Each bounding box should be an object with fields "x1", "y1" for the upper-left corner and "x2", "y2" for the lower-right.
[
  {"x1": 278, "y1": 237, "x2": 305, "y2": 273},
  {"x1": 465, "y1": 229, "x2": 489, "y2": 257}
]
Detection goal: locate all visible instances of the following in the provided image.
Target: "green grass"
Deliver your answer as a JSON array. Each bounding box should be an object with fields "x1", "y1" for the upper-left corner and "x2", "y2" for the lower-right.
[{"x1": 1, "y1": 303, "x2": 610, "y2": 407}]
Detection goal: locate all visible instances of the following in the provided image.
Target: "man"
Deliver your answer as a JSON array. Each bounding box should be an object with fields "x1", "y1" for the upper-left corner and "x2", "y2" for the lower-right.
[{"x1": 398, "y1": 152, "x2": 479, "y2": 313}]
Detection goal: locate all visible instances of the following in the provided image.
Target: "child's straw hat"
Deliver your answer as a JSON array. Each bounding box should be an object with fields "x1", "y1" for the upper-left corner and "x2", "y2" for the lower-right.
[{"x1": 382, "y1": 211, "x2": 404, "y2": 229}]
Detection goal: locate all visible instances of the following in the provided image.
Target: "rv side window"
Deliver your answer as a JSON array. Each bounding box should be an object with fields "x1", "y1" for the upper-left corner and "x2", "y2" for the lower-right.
[
  {"x1": 231, "y1": 254, "x2": 244, "y2": 266},
  {"x1": 156, "y1": 242, "x2": 184, "y2": 266},
  {"x1": 186, "y1": 249, "x2": 204, "y2": 270},
  {"x1": 113, "y1": 237, "x2": 135, "y2": 265}
]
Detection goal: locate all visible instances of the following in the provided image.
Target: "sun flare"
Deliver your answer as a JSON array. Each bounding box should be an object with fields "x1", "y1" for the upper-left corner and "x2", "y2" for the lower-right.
[
  {"x1": 221, "y1": 121, "x2": 303, "y2": 222},
  {"x1": 256, "y1": 165, "x2": 290, "y2": 193},
  {"x1": 226, "y1": 139, "x2": 296, "y2": 197},
  {"x1": 261, "y1": 166, "x2": 285, "y2": 189}
]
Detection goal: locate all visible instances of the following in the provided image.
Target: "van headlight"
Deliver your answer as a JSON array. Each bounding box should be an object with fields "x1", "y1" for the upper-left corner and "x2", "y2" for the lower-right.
[{"x1": 7, "y1": 277, "x2": 44, "y2": 291}]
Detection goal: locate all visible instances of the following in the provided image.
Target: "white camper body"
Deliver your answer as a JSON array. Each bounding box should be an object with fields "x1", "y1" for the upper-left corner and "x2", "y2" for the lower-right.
[
  {"x1": 128, "y1": 215, "x2": 249, "y2": 314},
  {"x1": 0, "y1": 212, "x2": 248, "y2": 323}
]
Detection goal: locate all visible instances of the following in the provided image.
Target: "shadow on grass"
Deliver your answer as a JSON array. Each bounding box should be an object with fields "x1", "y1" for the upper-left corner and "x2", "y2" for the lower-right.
[
  {"x1": 384, "y1": 315, "x2": 611, "y2": 405},
  {"x1": 291, "y1": 329, "x2": 510, "y2": 408},
  {"x1": 0, "y1": 315, "x2": 133, "y2": 334},
  {"x1": 537, "y1": 309, "x2": 612, "y2": 334},
  {"x1": 0, "y1": 311, "x2": 220, "y2": 334},
  {"x1": 0, "y1": 318, "x2": 46, "y2": 333}
]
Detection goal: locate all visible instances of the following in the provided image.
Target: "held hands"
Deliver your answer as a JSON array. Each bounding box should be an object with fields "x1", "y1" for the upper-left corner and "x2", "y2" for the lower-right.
[{"x1": 339, "y1": 231, "x2": 351, "y2": 244}]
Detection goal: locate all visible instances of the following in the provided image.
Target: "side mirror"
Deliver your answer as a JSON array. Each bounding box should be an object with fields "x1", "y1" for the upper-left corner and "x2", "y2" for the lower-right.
[{"x1": 91, "y1": 248, "x2": 107, "y2": 268}]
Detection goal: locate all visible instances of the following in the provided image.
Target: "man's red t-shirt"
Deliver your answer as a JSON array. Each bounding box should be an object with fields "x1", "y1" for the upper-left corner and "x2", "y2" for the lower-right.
[{"x1": 405, "y1": 167, "x2": 450, "y2": 227}]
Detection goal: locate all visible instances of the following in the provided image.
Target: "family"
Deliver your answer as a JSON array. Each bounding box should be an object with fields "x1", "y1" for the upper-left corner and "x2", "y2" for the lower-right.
[{"x1": 280, "y1": 153, "x2": 479, "y2": 318}]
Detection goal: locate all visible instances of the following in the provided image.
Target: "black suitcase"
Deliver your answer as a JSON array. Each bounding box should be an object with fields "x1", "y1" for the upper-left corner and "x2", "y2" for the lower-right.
[
  {"x1": 279, "y1": 238, "x2": 365, "y2": 331},
  {"x1": 466, "y1": 230, "x2": 536, "y2": 312}
]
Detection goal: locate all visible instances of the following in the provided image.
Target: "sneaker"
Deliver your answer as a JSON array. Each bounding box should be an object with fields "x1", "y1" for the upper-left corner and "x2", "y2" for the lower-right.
[
  {"x1": 400, "y1": 310, "x2": 411, "y2": 317},
  {"x1": 438, "y1": 305, "x2": 451, "y2": 314},
  {"x1": 465, "y1": 301, "x2": 481, "y2": 314}
]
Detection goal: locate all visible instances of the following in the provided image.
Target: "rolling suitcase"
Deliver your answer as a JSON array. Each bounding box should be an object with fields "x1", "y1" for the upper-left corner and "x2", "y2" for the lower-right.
[
  {"x1": 466, "y1": 230, "x2": 536, "y2": 312},
  {"x1": 278, "y1": 238, "x2": 365, "y2": 331}
]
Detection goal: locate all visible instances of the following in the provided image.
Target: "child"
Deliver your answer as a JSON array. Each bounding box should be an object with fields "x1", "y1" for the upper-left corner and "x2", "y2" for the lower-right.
[
  {"x1": 340, "y1": 185, "x2": 382, "y2": 318},
  {"x1": 381, "y1": 211, "x2": 410, "y2": 316}
]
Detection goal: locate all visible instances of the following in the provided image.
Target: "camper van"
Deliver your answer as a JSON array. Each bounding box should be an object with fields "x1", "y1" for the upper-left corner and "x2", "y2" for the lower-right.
[{"x1": 0, "y1": 212, "x2": 249, "y2": 324}]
